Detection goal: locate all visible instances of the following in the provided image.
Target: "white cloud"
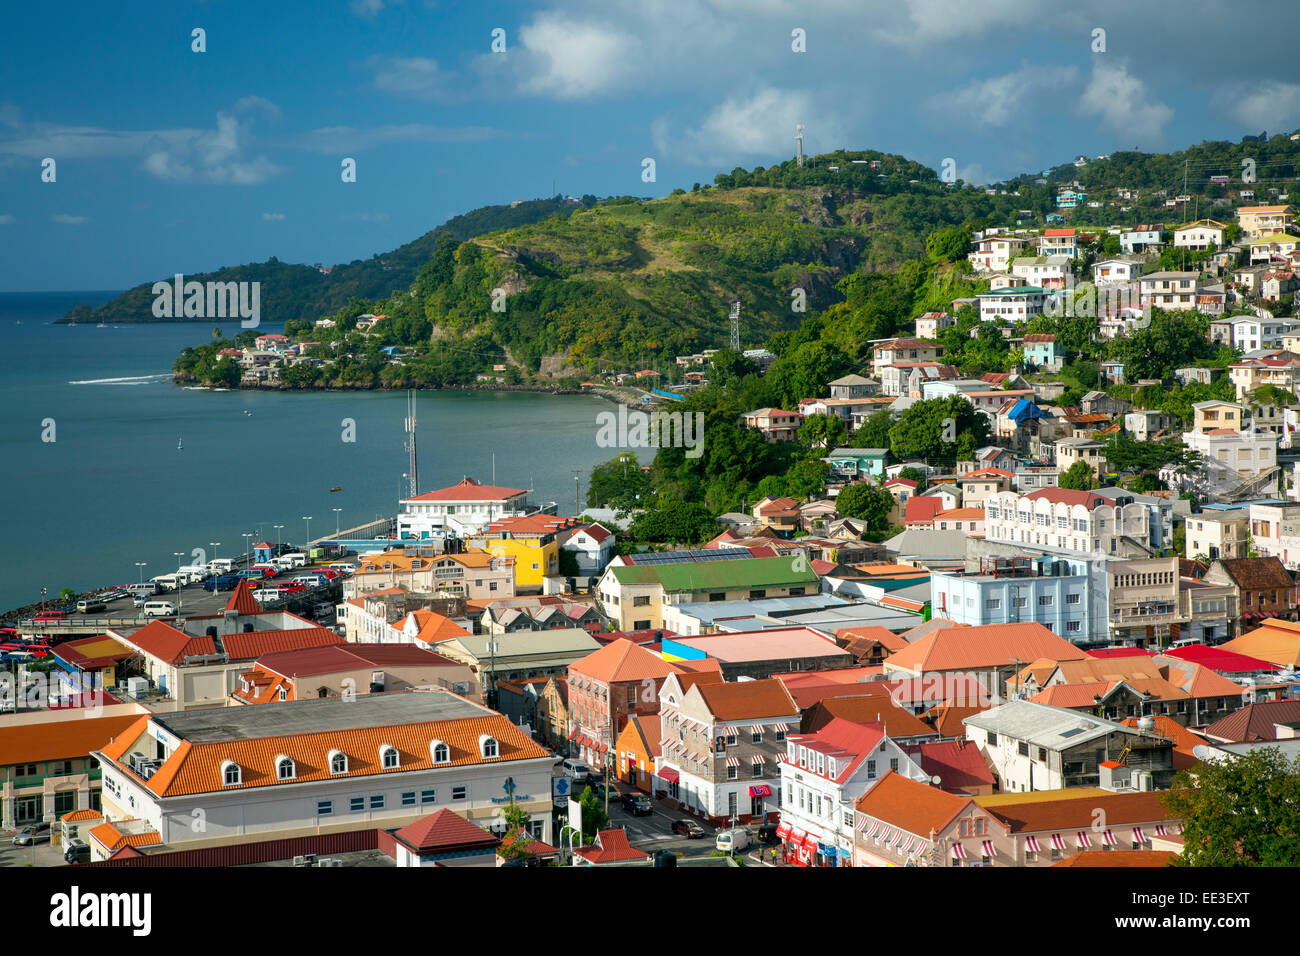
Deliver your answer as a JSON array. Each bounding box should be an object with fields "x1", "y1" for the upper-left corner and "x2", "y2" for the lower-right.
[
  {"x1": 0, "y1": 103, "x2": 284, "y2": 184},
  {"x1": 659, "y1": 87, "x2": 832, "y2": 167},
  {"x1": 927, "y1": 65, "x2": 1079, "y2": 129},
  {"x1": 262, "y1": 212, "x2": 285, "y2": 221},
  {"x1": 1077, "y1": 60, "x2": 1173, "y2": 143},
  {"x1": 515, "y1": 16, "x2": 642, "y2": 99},
  {"x1": 369, "y1": 56, "x2": 459, "y2": 102},
  {"x1": 1210, "y1": 81, "x2": 1300, "y2": 131},
  {"x1": 51, "y1": 214, "x2": 87, "y2": 224},
  {"x1": 876, "y1": 0, "x2": 1049, "y2": 46}
]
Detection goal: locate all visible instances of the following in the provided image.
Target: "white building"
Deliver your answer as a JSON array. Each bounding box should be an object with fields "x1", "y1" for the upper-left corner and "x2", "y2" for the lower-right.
[
  {"x1": 397, "y1": 477, "x2": 548, "y2": 540},
  {"x1": 778, "y1": 719, "x2": 929, "y2": 865},
  {"x1": 983, "y1": 488, "x2": 1153, "y2": 557},
  {"x1": 977, "y1": 286, "x2": 1047, "y2": 322},
  {"x1": 91, "y1": 691, "x2": 554, "y2": 856}
]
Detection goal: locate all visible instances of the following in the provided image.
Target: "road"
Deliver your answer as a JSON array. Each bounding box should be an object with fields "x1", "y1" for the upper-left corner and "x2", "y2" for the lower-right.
[{"x1": 555, "y1": 776, "x2": 734, "y2": 862}]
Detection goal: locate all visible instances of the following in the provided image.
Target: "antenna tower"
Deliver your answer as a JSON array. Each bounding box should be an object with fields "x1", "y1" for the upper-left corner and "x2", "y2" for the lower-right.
[
  {"x1": 404, "y1": 390, "x2": 418, "y2": 497},
  {"x1": 796, "y1": 124, "x2": 805, "y2": 167},
  {"x1": 729, "y1": 300, "x2": 741, "y2": 351}
]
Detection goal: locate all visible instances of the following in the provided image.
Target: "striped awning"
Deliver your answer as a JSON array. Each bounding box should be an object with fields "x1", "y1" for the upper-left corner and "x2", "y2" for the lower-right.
[
  {"x1": 724, "y1": 725, "x2": 739, "y2": 736},
  {"x1": 1132, "y1": 827, "x2": 1146, "y2": 844},
  {"x1": 891, "y1": 830, "x2": 908, "y2": 848},
  {"x1": 1076, "y1": 830, "x2": 1092, "y2": 848},
  {"x1": 951, "y1": 843, "x2": 967, "y2": 860},
  {"x1": 1025, "y1": 835, "x2": 1041, "y2": 854},
  {"x1": 1051, "y1": 833, "x2": 1067, "y2": 852},
  {"x1": 855, "y1": 816, "x2": 870, "y2": 833},
  {"x1": 1101, "y1": 829, "x2": 1117, "y2": 847},
  {"x1": 879, "y1": 827, "x2": 893, "y2": 844},
  {"x1": 750, "y1": 754, "x2": 766, "y2": 765},
  {"x1": 725, "y1": 757, "x2": 740, "y2": 767},
  {"x1": 912, "y1": 840, "x2": 929, "y2": 857},
  {"x1": 864, "y1": 820, "x2": 880, "y2": 838},
  {"x1": 773, "y1": 723, "x2": 790, "y2": 733},
  {"x1": 1154, "y1": 824, "x2": 1168, "y2": 837},
  {"x1": 981, "y1": 840, "x2": 996, "y2": 858}
]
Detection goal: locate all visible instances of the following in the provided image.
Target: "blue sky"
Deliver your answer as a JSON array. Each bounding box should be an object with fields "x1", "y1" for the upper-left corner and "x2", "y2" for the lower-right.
[{"x1": 2, "y1": 0, "x2": 1298, "y2": 291}]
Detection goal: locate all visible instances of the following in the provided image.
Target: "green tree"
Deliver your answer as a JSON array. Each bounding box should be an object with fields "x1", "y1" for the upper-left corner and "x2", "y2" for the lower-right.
[
  {"x1": 629, "y1": 498, "x2": 720, "y2": 544},
  {"x1": 1164, "y1": 748, "x2": 1300, "y2": 866},
  {"x1": 897, "y1": 466, "x2": 928, "y2": 492},
  {"x1": 799, "y1": 413, "x2": 845, "y2": 451},
  {"x1": 851, "y1": 410, "x2": 894, "y2": 451},
  {"x1": 835, "y1": 481, "x2": 893, "y2": 531},
  {"x1": 888, "y1": 396, "x2": 990, "y2": 464},
  {"x1": 1058, "y1": 461, "x2": 1099, "y2": 490},
  {"x1": 925, "y1": 225, "x2": 973, "y2": 264},
  {"x1": 784, "y1": 459, "x2": 829, "y2": 500},
  {"x1": 579, "y1": 785, "x2": 609, "y2": 840},
  {"x1": 587, "y1": 454, "x2": 654, "y2": 509}
]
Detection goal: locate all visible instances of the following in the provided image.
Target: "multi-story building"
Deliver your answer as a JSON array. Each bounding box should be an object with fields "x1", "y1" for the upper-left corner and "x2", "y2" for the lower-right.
[
  {"x1": 1185, "y1": 508, "x2": 1249, "y2": 561},
  {"x1": 914, "y1": 311, "x2": 955, "y2": 339},
  {"x1": 347, "y1": 549, "x2": 516, "y2": 601},
  {"x1": 977, "y1": 286, "x2": 1047, "y2": 322},
  {"x1": 968, "y1": 234, "x2": 1029, "y2": 272},
  {"x1": 231, "y1": 643, "x2": 480, "y2": 705},
  {"x1": 777, "y1": 718, "x2": 929, "y2": 867},
  {"x1": 1137, "y1": 271, "x2": 1198, "y2": 310},
  {"x1": 739, "y1": 407, "x2": 802, "y2": 442},
  {"x1": 983, "y1": 488, "x2": 1153, "y2": 556},
  {"x1": 964, "y1": 701, "x2": 1176, "y2": 793},
  {"x1": 428, "y1": 627, "x2": 603, "y2": 702},
  {"x1": 397, "y1": 477, "x2": 553, "y2": 541},
  {"x1": 1247, "y1": 502, "x2": 1300, "y2": 569},
  {"x1": 1203, "y1": 556, "x2": 1298, "y2": 637},
  {"x1": 1237, "y1": 204, "x2": 1293, "y2": 240},
  {"x1": 470, "y1": 514, "x2": 581, "y2": 592},
  {"x1": 1011, "y1": 256, "x2": 1073, "y2": 290},
  {"x1": 91, "y1": 691, "x2": 555, "y2": 856},
  {"x1": 1120, "y1": 227, "x2": 1163, "y2": 254},
  {"x1": 1181, "y1": 425, "x2": 1277, "y2": 495},
  {"x1": 565, "y1": 639, "x2": 695, "y2": 771},
  {"x1": 1229, "y1": 353, "x2": 1300, "y2": 402},
  {"x1": 871, "y1": 339, "x2": 945, "y2": 379},
  {"x1": 1173, "y1": 219, "x2": 1227, "y2": 249},
  {"x1": 930, "y1": 556, "x2": 1102, "y2": 644},
  {"x1": 1038, "y1": 228, "x2": 1079, "y2": 258},
  {"x1": 879, "y1": 361, "x2": 959, "y2": 398},
  {"x1": 655, "y1": 674, "x2": 799, "y2": 825},
  {"x1": 1092, "y1": 257, "x2": 1146, "y2": 285}
]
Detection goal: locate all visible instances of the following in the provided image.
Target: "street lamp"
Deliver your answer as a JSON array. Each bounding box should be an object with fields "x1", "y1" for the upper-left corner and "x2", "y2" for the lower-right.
[
  {"x1": 134, "y1": 562, "x2": 147, "y2": 585},
  {"x1": 302, "y1": 516, "x2": 313, "y2": 550},
  {"x1": 209, "y1": 542, "x2": 221, "y2": 564},
  {"x1": 333, "y1": 507, "x2": 343, "y2": 537},
  {"x1": 273, "y1": 525, "x2": 284, "y2": 552},
  {"x1": 242, "y1": 533, "x2": 253, "y2": 564}
]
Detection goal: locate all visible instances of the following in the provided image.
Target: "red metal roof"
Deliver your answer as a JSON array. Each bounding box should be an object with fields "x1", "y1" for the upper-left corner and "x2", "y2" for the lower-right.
[{"x1": 406, "y1": 477, "x2": 527, "y2": 501}]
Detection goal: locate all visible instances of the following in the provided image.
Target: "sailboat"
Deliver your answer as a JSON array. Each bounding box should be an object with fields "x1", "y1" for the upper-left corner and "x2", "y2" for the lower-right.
[{"x1": 177, "y1": 437, "x2": 183, "y2": 451}]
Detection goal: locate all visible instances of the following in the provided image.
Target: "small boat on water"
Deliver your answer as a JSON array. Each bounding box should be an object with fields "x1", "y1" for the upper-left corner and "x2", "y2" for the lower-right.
[
  {"x1": 177, "y1": 437, "x2": 184, "y2": 451},
  {"x1": 330, "y1": 486, "x2": 343, "y2": 492}
]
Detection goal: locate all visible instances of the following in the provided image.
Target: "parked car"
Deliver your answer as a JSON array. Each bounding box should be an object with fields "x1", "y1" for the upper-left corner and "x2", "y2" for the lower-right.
[
  {"x1": 203, "y1": 574, "x2": 241, "y2": 592},
  {"x1": 75, "y1": 599, "x2": 107, "y2": 614},
  {"x1": 13, "y1": 822, "x2": 51, "y2": 846},
  {"x1": 32, "y1": 610, "x2": 64, "y2": 622},
  {"x1": 63, "y1": 839, "x2": 91, "y2": 864},
  {"x1": 671, "y1": 818, "x2": 705, "y2": 839},
  {"x1": 97, "y1": 590, "x2": 128, "y2": 603},
  {"x1": 277, "y1": 583, "x2": 307, "y2": 594},
  {"x1": 716, "y1": 828, "x2": 750, "y2": 852},
  {"x1": 141, "y1": 601, "x2": 178, "y2": 618},
  {"x1": 560, "y1": 759, "x2": 592, "y2": 783},
  {"x1": 620, "y1": 792, "x2": 653, "y2": 816}
]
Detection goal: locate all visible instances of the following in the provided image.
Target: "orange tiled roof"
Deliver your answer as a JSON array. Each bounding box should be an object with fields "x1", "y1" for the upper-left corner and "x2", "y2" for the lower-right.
[
  {"x1": 88, "y1": 821, "x2": 163, "y2": 852},
  {"x1": 693, "y1": 678, "x2": 798, "y2": 721},
  {"x1": 984, "y1": 791, "x2": 1181, "y2": 833},
  {"x1": 224, "y1": 579, "x2": 263, "y2": 615},
  {"x1": 393, "y1": 808, "x2": 499, "y2": 853},
  {"x1": 0, "y1": 714, "x2": 140, "y2": 767},
  {"x1": 102, "y1": 709, "x2": 549, "y2": 798},
  {"x1": 854, "y1": 770, "x2": 974, "y2": 836},
  {"x1": 121, "y1": 619, "x2": 217, "y2": 666},
  {"x1": 886, "y1": 622, "x2": 1089, "y2": 675},
  {"x1": 410, "y1": 609, "x2": 472, "y2": 644},
  {"x1": 575, "y1": 828, "x2": 650, "y2": 864},
  {"x1": 61, "y1": 809, "x2": 104, "y2": 822},
  {"x1": 569, "y1": 639, "x2": 680, "y2": 684}
]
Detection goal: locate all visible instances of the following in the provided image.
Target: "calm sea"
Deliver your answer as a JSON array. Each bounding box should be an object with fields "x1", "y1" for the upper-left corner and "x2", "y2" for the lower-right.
[{"x1": 0, "y1": 291, "x2": 613, "y2": 612}]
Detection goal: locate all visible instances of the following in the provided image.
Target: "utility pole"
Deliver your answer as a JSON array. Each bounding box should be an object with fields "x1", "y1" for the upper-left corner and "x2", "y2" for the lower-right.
[{"x1": 574, "y1": 470, "x2": 581, "y2": 516}]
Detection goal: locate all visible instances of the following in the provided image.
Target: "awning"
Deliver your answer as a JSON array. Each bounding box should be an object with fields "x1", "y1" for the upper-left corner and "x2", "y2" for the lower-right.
[
  {"x1": 879, "y1": 827, "x2": 893, "y2": 844},
  {"x1": 776, "y1": 822, "x2": 791, "y2": 840},
  {"x1": 892, "y1": 830, "x2": 908, "y2": 848},
  {"x1": 1132, "y1": 827, "x2": 1146, "y2": 844},
  {"x1": 725, "y1": 757, "x2": 740, "y2": 768},
  {"x1": 855, "y1": 817, "x2": 870, "y2": 833},
  {"x1": 1076, "y1": 830, "x2": 1092, "y2": 848},
  {"x1": 1154, "y1": 824, "x2": 1168, "y2": 837},
  {"x1": 750, "y1": 754, "x2": 766, "y2": 765},
  {"x1": 1101, "y1": 829, "x2": 1117, "y2": 847},
  {"x1": 899, "y1": 836, "x2": 915, "y2": 854},
  {"x1": 786, "y1": 827, "x2": 805, "y2": 844},
  {"x1": 981, "y1": 840, "x2": 996, "y2": 859},
  {"x1": 656, "y1": 767, "x2": 679, "y2": 783},
  {"x1": 1025, "y1": 835, "x2": 1041, "y2": 854},
  {"x1": 912, "y1": 840, "x2": 929, "y2": 857},
  {"x1": 864, "y1": 821, "x2": 879, "y2": 838},
  {"x1": 773, "y1": 723, "x2": 790, "y2": 733},
  {"x1": 1051, "y1": 833, "x2": 1067, "y2": 852},
  {"x1": 568, "y1": 730, "x2": 582, "y2": 742},
  {"x1": 748, "y1": 784, "x2": 772, "y2": 798},
  {"x1": 724, "y1": 725, "x2": 739, "y2": 736},
  {"x1": 951, "y1": 843, "x2": 967, "y2": 860}
]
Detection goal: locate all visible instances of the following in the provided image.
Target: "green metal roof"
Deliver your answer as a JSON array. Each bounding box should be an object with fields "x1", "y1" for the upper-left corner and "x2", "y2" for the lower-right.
[{"x1": 610, "y1": 555, "x2": 820, "y2": 592}]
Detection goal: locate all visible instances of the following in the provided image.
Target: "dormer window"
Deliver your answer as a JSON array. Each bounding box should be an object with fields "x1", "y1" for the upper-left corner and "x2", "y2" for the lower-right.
[
  {"x1": 276, "y1": 756, "x2": 295, "y2": 781},
  {"x1": 380, "y1": 745, "x2": 400, "y2": 770},
  {"x1": 329, "y1": 750, "x2": 348, "y2": 775},
  {"x1": 430, "y1": 741, "x2": 450, "y2": 764},
  {"x1": 277, "y1": 687, "x2": 287, "y2": 702},
  {"x1": 222, "y1": 761, "x2": 241, "y2": 786},
  {"x1": 480, "y1": 736, "x2": 499, "y2": 759}
]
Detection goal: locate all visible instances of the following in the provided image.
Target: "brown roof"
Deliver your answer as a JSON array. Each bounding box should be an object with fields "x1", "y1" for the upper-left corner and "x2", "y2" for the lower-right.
[
  {"x1": 224, "y1": 579, "x2": 263, "y2": 615},
  {"x1": 575, "y1": 828, "x2": 650, "y2": 864},
  {"x1": 926, "y1": 702, "x2": 986, "y2": 739},
  {"x1": 1219, "y1": 618, "x2": 1300, "y2": 667},
  {"x1": 1212, "y1": 557, "x2": 1294, "y2": 590},
  {"x1": 1201, "y1": 699, "x2": 1300, "y2": 743},
  {"x1": 886, "y1": 622, "x2": 1089, "y2": 675},
  {"x1": 982, "y1": 791, "x2": 1181, "y2": 833},
  {"x1": 801, "y1": 695, "x2": 934, "y2": 738},
  {"x1": 393, "y1": 809, "x2": 500, "y2": 854},
  {"x1": 854, "y1": 771, "x2": 974, "y2": 836},
  {"x1": 1052, "y1": 849, "x2": 1177, "y2": 867},
  {"x1": 569, "y1": 639, "x2": 681, "y2": 684},
  {"x1": 0, "y1": 714, "x2": 141, "y2": 766},
  {"x1": 908, "y1": 740, "x2": 996, "y2": 792},
  {"x1": 693, "y1": 678, "x2": 798, "y2": 721}
]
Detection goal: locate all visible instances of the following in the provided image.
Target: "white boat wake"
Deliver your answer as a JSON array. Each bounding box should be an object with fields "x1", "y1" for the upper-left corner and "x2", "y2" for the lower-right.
[{"x1": 68, "y1": 373, "x2": 171, "y2": 385}]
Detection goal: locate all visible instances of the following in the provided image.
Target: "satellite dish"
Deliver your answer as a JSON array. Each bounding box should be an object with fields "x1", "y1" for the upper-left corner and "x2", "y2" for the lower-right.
[{"x1": 931, "y1": 775, "x2": 942, "y2": 786}]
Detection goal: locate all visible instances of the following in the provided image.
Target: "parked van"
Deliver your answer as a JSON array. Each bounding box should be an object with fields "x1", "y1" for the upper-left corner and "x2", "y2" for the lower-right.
[
  {"x1": 151, "y1": 574, "x2": 181, "y2": 591},
  {"x1": 127, "y1": 581, "x2": 160, "y2": 597},
  {"x1": 279, "y1": 553, "x2": 308, "y2": 569},
  {"x1": 141, "y1": 601, "x2": 178, "y2": 618},
  {"x1": 75, "y1": 599, "x2": 107, "y2": 614},
  {"x1": 294, "y1": 574, "x2": 327, "y2": 587},
  {"x1": 207, "y1": 558, "x2": 235, "y2": 574},
  {"x1": 328, "y1": 562, "x2": 355, "y2": 574},
  {"x1": 715, "y1": 829, "x2": 750, "y2": 853},
  {"x1": 175, "y1": 566, "x2": 208, "y2": 585},
  {"x1": 252, "y1": 588, "x2": 281, "y2": 604}
]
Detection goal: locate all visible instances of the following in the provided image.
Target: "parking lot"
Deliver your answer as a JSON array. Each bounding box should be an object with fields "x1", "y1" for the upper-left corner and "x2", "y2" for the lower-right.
[{"x1": 0, "y1": 834, "x2": 69, "y2": 868}]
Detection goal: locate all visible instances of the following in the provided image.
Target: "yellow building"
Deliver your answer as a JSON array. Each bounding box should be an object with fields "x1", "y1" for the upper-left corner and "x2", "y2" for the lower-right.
[{"x1": 471, "y1": 514, "x2": 575, "y2": 592}]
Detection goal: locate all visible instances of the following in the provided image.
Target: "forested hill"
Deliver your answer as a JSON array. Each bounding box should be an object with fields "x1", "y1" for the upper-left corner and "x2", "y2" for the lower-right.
[{"x1": 58, "y1": 196, "x2": 583, "y2": 324}]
